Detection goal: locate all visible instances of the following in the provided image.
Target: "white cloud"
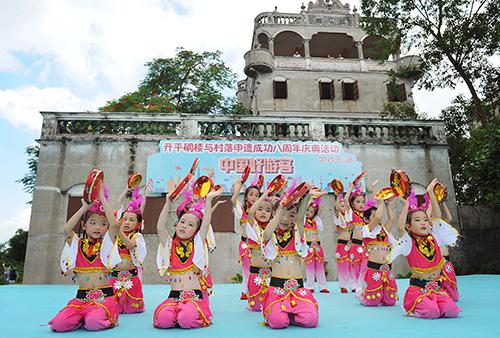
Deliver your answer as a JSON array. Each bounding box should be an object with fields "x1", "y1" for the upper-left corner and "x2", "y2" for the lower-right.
[
  {"x1": 0, "y1": 86, "x2": 104, "y2": 133},
  {"x1": 0, "y1": 207, "x2": 31, "y2": 244}
]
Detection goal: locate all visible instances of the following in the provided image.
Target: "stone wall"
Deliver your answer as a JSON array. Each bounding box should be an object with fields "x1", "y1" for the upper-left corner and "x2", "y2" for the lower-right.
[
  {"x1": 453, "y1": 206, "x2": 500, "y2": 274},
  {"x1": 23, "y1": 112, "x2": 456, "y2": 284}
]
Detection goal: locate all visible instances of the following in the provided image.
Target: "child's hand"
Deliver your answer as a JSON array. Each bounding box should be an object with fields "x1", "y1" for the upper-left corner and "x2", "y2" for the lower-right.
[
  {"x1": 213, "y1": 200, "x2": 226, "y2": 209},
  {"x1": 207, "y1": 187, "x2": 223, "y2": 200},
  {"x1": 310, "y1": 188, "x2": 326, "y2": 198},
  {"x1": 370, "y1": 179, "x2": 380, "y2": 191},
  {"x1": 427, "y1": 178, "x2": 439, "y2": 193},
  {"x1": 81, "y1": 198, "x2": 89, "y2": 210}
]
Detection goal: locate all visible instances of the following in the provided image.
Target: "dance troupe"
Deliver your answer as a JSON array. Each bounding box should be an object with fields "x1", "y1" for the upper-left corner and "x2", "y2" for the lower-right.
[{"x1": 48, "y1": 160, "x2": 462, "y2": 332}]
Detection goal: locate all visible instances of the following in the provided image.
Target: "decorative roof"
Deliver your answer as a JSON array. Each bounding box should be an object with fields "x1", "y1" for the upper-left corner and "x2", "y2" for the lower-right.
[{"x1": 307, "y1": 0, "x2": 350, "y2": 14}]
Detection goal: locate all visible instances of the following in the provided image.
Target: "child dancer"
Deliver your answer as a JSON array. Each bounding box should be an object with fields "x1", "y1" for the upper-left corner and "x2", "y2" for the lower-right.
[
  {"x1": 154, "y1": 187, "x2": 222, "y2": 329},
  {"x1": 389, "y1": 179, "x2": 461, "y2": 319},
  {"x1": 260, "y1": 187, "x2": 322, "y2": 329},
  {"x1": 358, "y1": 199, "x2": 398, "y2": 306},
  {"x1": 244, "y1": 188, "x2": 275, "y2": 311},
  {"x1": 304, "y1": 196, "x2": 329, "y2": 293},
  {"x1": 232, "y1": 174, "x2": 262, "y2": 300},
  {"x1": 344, "y1": 182, "x2": 367, "y2": 291},
  {"x1": 333, "y1": 193, "x2": 353, "y2": 293},
  {"x1": 49, "y1": 185, "x2": 121, "y2": 332},
  {"x1": 439, "y1": 201, "x2": 459, "y2": 301},
  {"x1": 110, "y1": 187, "x2": 147, "y2": 313}
]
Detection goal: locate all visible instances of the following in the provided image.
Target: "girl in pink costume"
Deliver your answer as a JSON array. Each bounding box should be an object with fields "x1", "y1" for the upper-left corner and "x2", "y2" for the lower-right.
[
  {"x1": 154, "y1": 186, "x2": 222, "y2": 329},
  {"x1": 232, "y1": 174, "x2": 263, "y2": 300},
  {"x1": 344, "y1": 182, "x2": 367, "y2": 292},
  {"x1": 49, "y1": 185, "x2": 121, "y2": 332},
  {"x1": 244, "y1": 189, "x2": 275, "y2": 311},
  {"x1": 439, "y1": 201, "x2": 459, "y2": 301},
  {"x1": 333, "y1": 193, "x2": 353, "y2": 293},
  {"x1": 389, "y1": 179, "x2": 461, "y2": 319},
  {"x1": 260, "y1": 186, "x2": 323, "y2": 329},
  {"x1": 358, "y1": 198, "x2": 398, "y2": 306},
  {"x1": 109, "y1": 187, "x2": 147, "y2": 313},
  {"x1": 304, "y1": 196, "x2": 329, "y2": 293}
]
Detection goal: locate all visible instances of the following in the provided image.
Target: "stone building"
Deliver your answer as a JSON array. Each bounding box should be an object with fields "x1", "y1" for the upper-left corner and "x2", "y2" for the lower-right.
[
  {"x1": 237, "y1": 0, "x2": 422, "y2": 118},
  {"x1": 23, "y1": 1, "x2": 459, "y2": 285}
]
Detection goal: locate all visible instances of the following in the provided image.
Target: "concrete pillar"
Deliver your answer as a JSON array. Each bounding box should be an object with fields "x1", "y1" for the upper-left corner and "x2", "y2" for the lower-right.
[
  {"x1": 304, "y1": 39, "x2": 311, "y2": 58},
  {"x1": 356, "y1": 41, "x2": 364, "y2": 59},
  {"x1": 268, "y1": 37, "x2": 274, "y2": 55}
]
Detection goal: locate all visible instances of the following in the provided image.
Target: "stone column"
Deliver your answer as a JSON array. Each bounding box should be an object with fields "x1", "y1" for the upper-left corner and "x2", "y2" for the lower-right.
[
  {"x1": 304, "y1": 39, "x2": 311, "y2": 58},
  {"x1": 268, "y1": 37, "x2": 274, "y2": 55},
  {"x1": 356, "y1": 41, "x2": 364, "y2": 59}
]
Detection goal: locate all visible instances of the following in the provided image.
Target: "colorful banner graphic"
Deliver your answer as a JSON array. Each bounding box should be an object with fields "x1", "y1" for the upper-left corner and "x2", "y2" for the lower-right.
[{"x1": 146, "y1": 140, "x2": 364, "y2": 194}]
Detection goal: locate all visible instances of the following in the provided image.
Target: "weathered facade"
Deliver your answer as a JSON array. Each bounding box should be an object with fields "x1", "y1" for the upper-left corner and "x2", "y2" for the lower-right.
[
  {"x1": 23, "y1": 112, "x2": 456, "y2": 284},
  {"x1": 238, "y1": 0, "x2": 422, "y2": 117}
]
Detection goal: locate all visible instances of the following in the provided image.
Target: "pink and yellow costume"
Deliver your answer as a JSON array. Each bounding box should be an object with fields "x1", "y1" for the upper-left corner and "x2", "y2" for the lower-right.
[
  {"x1": 109, "y1": 231, "x2": 147, "y2": 313},
  {"x1": 333, "y1": 209, "x2": 352, "y2": 291},
  {"x1": 349, "y1": 210, "x2": 367, "y2": 289},
  {"x1": 359, "y1": 225, "x2": 398, "y2": 306},
  {"x1": 245, "y1": 219, "x2": 272, "y2": 311},
  {"x1": 261, "y1": 226, "x2": 318, "y2": 329},
  {"x1": 154, "y1": 232, "x2": 212, "y2": 329},
  {"x1": 234, "y1": 200, "x2": 252, "y2": 297},
  {"x1": 389, "y1": 219, "x2": 461, "y2": 318},
  {"x1": 304, "y1": 216, "x2": 328, "y2": 291},
  {"x1": 441, "y1": 253, "x2": 459, "y2": 301},
  {"x1": 49, "y1": 232, "x2": 121, "y2": 332}
]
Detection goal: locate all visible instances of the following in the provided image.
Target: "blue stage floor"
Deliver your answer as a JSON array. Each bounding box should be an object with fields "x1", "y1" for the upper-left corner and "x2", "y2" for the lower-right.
[{"x1": 1, "y1": 275, "x2": 499, "y2": 338}]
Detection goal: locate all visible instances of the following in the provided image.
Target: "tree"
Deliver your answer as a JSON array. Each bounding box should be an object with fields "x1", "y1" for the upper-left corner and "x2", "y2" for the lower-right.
[
  {"x1": 361, "y1": 0, "x2": 499, "y2": 127},
  {"x1": 441, "y1": 95, "x2": 499, "y2": 206},
  {"x1": 16, "y1": 144, "x2": 40, "y2": 204},
  {"x1": 0, "y1": 229, "x2": 28, "y2": 283},
  {"x1": 100, "y1": 48, "x2": 248, "y2": 115}
]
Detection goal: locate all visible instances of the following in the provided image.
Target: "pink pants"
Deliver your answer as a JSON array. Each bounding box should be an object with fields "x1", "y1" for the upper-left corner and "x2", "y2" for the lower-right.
[
  {"x1": 110, "y1": 273, "x2": 144, "y2": 314},
  {"x1": 154, "y1": 295, "x2": 212, "y2": 329},
  {"x1": 336, "y1": 241, "x2": 351, "y2": 289},
  {"x1": 305, "y1": 242, "x2": 328, "y2": 290},
  {"x1": 441, "y1": 260, "x2": 459, "y2": 301},
  {"x1": 349, "y1": 242, "x2": 366, "y2": 290},
  {"x1": 247, "y1": 267, "x2": 272, "y2": 311},
  {"x1": 404, "y1": 285, "x2": 461, "y2": 319},
  {"x1": 359, "y1": 266, "x2": 398, "y2": 306},
  {"x1": 263, "y1": 286, "x2": 319, "y2": 329},
  {"x1": 49, "y1": 296, "x2": 119, "y2": 332},
  {"x1": 239, "y1": 240, "x2": 251, "y2": 294}
]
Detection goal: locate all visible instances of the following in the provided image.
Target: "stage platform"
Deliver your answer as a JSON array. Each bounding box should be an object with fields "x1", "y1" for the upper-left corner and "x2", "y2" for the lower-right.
[{"x1": 1, "y1": 275, "x2": 498, "y2": 338}]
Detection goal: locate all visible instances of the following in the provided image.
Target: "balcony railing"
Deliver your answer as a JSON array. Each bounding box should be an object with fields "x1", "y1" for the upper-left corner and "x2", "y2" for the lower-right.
[{"x1": 40, "y1": 112, "x2": 447, "y2": 146}]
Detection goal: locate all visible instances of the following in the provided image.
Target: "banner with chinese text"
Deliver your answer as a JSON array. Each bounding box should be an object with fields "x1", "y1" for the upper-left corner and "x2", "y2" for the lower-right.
[{"x1": 146, "y1": 140, "x2": 364, "y2": 194}]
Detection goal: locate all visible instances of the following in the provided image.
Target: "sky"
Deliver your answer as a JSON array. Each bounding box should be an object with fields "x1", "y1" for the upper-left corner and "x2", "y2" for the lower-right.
[{"x1": 0, "y1": 0, "x2": 470, "y2": 244}]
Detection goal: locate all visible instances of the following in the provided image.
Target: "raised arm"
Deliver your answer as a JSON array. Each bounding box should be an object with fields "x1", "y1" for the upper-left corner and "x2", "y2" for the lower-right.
[
  {"x1": 442, "y1": 202, "x2": 452, "y2": 223},
  {"x1": 263, "y1": 206, "x2": 286, "y2": 241},
  {"x1": 384, "y1": 200, "x2": 395, "y2": 231},
  {"x1": 248, "y1": 189, "x2": 269, "y2": 225},
  {"x1": 427, "y1": 178, "x2": 441, "y2": 219},
  {"x1": 199, "y1": 188, "x2": 223, "y2": 242},
  {"x1": 369, "y1": 179, "x2": 380, "y2": 199},
  {"x1": 231, "y1": 176, "x2": 244, "y2": 206},
  {"x1": 344, "y1": 182, "x2": 354, "y2": 212},
  {"x1": 367, "y1": 199, "x2": 384, "y2": 231},
  {"x1": 117, "y1": 185, "x2": 129, "y2": 210},
  {"x1": 157, "y1": 195, "x2": 172, "y2": 246},
  {"x1": 396, "y1": 197, "x2": 409, "y2": 236},
  {"x1": 63, "y1": 199, "x2": 90, "y2": 240},
  {"x1": 99, "y1": 186, "x2": 118, "y2": 242}
]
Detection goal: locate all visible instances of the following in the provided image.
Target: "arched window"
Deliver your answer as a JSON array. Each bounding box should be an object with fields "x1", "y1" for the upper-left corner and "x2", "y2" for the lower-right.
[
  {"x1": 256, "y1": 33, "x2": 269, "y2": 49},
  {"x1": 274, "y1": 31, "x2": 304, "y2": 57},
  {"x1": 273, "y1": 76, "x2": 288, "y2": 99},
  {"x1": 310, "y1": 33, "x2": 358, "y2": 59},
  {"x1": 318, "y1": 78, "x2": 334, "y2": 100}
]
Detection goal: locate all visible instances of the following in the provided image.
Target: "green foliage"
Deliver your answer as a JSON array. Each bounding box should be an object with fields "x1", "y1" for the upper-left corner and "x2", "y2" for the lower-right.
[
  {"x1": 16, "y1": 144, "x2": 40, "y2": 204},
  {"x1": 100, "y1": 48, "x2": 240, "y2": 114},
  {"x1": 361, "y1": 0, "x2": 499, "y2": 126},
  {"x1": 230, "y1": 273, "x2": 243, "y2": 284},
  {"x1": 381, "y1": 102, "x2": 420, "y2": 119},
  {"x1": 440, "y1": 95, "x2": 499, "y2": 206},
  {"x1": 0, "y1": 229, "x2": 28, "y2": 283}
]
